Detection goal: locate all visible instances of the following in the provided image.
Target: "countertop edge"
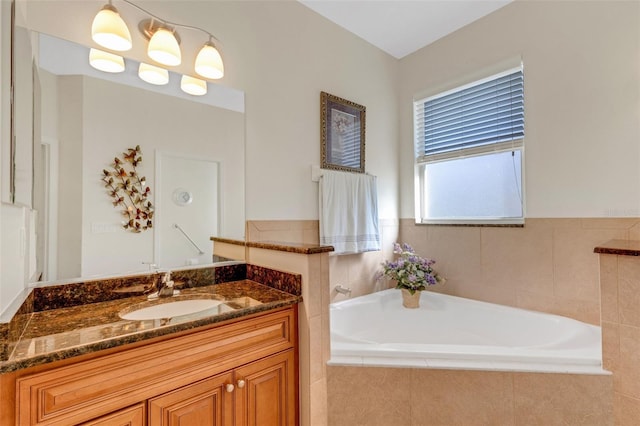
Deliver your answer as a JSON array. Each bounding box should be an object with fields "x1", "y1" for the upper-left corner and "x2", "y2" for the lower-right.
[
  {"x1": 0, "y1": 297, "x2": 300, "y2": 374},
  {"x1": 594, "y1": 239, "x2": 640, "y2": 256},
  {"x1": 211, "y1": 237, "x2": 334, "y2": 254}
]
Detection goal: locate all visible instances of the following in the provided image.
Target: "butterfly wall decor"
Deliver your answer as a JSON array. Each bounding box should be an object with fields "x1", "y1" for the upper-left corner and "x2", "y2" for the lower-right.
[{"x1": 102, "y1": 145, "x2": 154, "y2": 233}]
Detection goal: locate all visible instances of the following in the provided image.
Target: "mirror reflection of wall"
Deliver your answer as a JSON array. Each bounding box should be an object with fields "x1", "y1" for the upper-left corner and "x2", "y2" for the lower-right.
[
  {"x1": 6, "y1": 27, "x2": 245, "y2": 285},
  {"x1": 156, "y1": 153, "x2": 220, "y2": 270},
  {"x1": 42, "y1": 49, "x2": 244, "y2": 280}
]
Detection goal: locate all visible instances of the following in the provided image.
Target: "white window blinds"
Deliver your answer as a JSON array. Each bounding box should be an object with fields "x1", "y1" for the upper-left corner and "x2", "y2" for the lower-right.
[{"x1": 414, "y1": 67, "x2": 524, "y2": 163}]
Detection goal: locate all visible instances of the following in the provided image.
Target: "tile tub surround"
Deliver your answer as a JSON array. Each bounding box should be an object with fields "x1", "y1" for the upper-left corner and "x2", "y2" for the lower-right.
[
  {"x1": 398, "y1": 218, "x2": 640, "y2": 325},
  {"x1": 0, "y1": 280, "x2": 300, "y2": 373},
  {"x1": 596, "y1": 240, "x2": 640, "y2": 425},
  {"x1": 327, "y1": 366, "x2": 613, "y2": 426},
  {"x1": 0, "y1": 262, "x2": 299, "y2": 364}
]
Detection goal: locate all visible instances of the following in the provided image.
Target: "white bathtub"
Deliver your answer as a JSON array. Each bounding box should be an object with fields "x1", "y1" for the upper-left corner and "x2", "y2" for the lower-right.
[{"x1": 329, "y1": 289, "x2": 606, "y2": 374}]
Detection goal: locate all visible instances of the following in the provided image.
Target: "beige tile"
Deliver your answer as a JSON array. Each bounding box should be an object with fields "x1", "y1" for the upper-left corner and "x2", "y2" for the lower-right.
[
  {"x1": 601, "y1": 321, "x2": 620, "y2": 374},
  {"x1": 617, "y1": 325, "x2": 640, "y2": 399},
  {"x1": 630, "y1": 222, "x2": 640, "y2": 241},
  {"x1": 328, "y1": 255, "x2": 349, "y2": 304},
  {"x1": 321, "y1": 310, "x2": 331, "y2": 368},
  {"x1": 599, "y1": 254, "x2": 619, "y2": 323},
  {"x1": 327, "y1": 366, "x2": 411, "y2": 426},
  {"x1": 513, "y1": 372, "x2": 613, "y2": 426},
  {"x1": 553, "y1": 227, "x2": 626, "y2": 303},
  {"x1": 615, "y1": 393, "x2": 640, "y2": 426},
  {"x1": 581, "y1": 218, "x2": 638, "y2": 230},
  {"x1": 423, "y1": 226, "x2": 483, "y2": 294},
  {"x1": 527, "y1": 218, "x2": 582, "y2": 229},
  {"x1": 399, "y1": 219, "x2": 428, "y2": 245},
  {"x1": 617, "y1": 257, "x2": 640, "y2": 328},
  {"x1": 309, "y1": 315, "x2": 324, "y2": 383},
  {"x1": 410, "y1": 369, "x2": 514, "y2": 425},
  {"x1": 516, "y1": 290, "x2": 600, "y2": 325},
  {"x1": 480, "y1": 225, "x2": 553, "y2": 294},
  {"x1": 347, "y1": 251, "x2": 384, "y2": 291},
  {"x1": 246, "y1": 220, "x2": 319, "y2": 243},
  {"x1": 298, "y1": 313, "x2": 311, "y2": 426},
  {"x1": 305, "y1": 256, "x2": 322, "y2": 318},
  {"x1": 447, "y1": 282, "x2": 517, "y2": 307},
  {"x1": 310, "y1": 379, "x2": 327, "y2": 426}
]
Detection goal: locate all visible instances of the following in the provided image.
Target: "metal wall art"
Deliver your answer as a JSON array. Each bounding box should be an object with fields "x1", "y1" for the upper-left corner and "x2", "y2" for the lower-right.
[{"x1": 102, "y1": 145, "x2": 154, "y2": 232}]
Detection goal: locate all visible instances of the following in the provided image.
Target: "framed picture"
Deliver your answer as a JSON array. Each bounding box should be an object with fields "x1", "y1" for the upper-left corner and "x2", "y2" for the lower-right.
[{"x1": 320, "y1": 91, "x2": 366, "y2": 173}]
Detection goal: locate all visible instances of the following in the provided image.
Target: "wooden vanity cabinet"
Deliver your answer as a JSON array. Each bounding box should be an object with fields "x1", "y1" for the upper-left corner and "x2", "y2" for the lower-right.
[
  {"x1": 80, "y1": 404, "x2": 146, "y2": 426},
  {"x1": 9, "y1": 306, "x2": 298, "y2": 426},
  {"x1": 149, "y1": 349, "x2": 296, "y2": 426}
]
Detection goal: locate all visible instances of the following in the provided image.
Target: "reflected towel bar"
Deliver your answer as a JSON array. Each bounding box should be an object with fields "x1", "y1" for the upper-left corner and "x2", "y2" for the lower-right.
[{"x1": 173, "y1": 223, "x2": 205, "y2": 255}]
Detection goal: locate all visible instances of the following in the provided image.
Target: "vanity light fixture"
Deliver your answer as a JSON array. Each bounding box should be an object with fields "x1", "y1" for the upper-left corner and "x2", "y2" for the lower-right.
[
  {"x1": 194, "y1": 40, "x2": 224, "y2": 80},
  {"x1": 89, "y1": 48, "x2": 126, "y2": 73},
  {"x1": 144, "y1": 23, "x2": 182, "y2": 66},
  {"x1": 138, "y1": 62, "x2": 169, "y2": 85},
  {"x1": 89, "y1": 0, "x2": 225, "y2": 84},
  {"x1": 91, "y1": 2, "x2": 132, "y2": 51},
  {"x1": 180, "y1": 75, "x2": 207, "y2": 96}
]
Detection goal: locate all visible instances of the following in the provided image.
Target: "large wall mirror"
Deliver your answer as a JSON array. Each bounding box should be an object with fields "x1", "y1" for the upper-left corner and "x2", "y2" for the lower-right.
[{"x1": 6, "y1": 0, "x2": 246, "y2": 284}]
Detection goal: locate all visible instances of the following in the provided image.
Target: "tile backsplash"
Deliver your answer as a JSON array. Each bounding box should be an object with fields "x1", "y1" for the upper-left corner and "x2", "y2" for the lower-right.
[{"x1": 399, "y1": 218, "x2": 640, "y2": 325}]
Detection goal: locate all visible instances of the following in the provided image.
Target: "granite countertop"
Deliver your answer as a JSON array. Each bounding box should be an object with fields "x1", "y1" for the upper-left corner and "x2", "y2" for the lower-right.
[
  {"x1": 1, "y1": 280, "x2": 300, "y2": 373},
  {"x1": 594, "y1": 239, "x2": 640, "y2": 256},
  {"x1": 211, "y1": 237, "x2": 335, "y2": 254}
]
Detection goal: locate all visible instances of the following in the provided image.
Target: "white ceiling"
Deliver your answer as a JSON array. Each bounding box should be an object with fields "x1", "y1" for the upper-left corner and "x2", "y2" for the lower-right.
[{"x1": 298, "y1": 0, "x2": 514, "y2": 59}]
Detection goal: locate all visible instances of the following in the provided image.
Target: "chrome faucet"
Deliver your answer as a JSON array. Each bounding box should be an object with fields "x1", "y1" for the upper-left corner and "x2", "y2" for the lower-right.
[
  {"x1": 334, "y1": 285, "x2": 352, "y2": 296},
  {"x1": 148, "y1": 270, "x2": 179, "y2": 299}
]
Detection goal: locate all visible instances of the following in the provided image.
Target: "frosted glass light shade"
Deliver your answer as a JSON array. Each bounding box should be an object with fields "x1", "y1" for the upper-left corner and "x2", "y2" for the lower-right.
[
  {"x1": 89, "y1": 48, "x2": 125, "y2": 73},
  {"x1": 138, "y1": 63, "x2": 169, "y2": 85},
  {"x1": 181, "y1": 75, "x2": 207, "y2": 96},
  {"x1": 148, "y1": 28, "x2": 181, "y2": 66},
  {"x1": 194, "y1": 42, "x2": 224, "y2": 80},
  {"x1": 91, "y1": 4, "x2": 132, "y2": 51}
]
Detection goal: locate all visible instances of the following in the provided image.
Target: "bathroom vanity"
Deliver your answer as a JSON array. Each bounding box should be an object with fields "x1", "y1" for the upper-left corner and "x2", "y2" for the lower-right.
[{"x1": 0, "y1": 270, "x2": 301, "y2": 426}]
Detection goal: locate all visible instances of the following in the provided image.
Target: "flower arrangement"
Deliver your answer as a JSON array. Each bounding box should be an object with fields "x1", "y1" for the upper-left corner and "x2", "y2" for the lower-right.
[{"x1": 378, "y1": 243, "x2": 444, "y2": 294}]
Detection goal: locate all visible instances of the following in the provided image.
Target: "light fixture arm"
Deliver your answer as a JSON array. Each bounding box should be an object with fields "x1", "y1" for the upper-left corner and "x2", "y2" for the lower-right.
[{"x1": 120, "y1": 0, "x2": 222, "y2": 44}]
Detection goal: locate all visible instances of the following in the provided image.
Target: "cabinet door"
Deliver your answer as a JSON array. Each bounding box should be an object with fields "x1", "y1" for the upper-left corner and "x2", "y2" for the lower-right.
[
  {"x1": 80, "y1": 403, "x2": 145, "y2": 426},
  {"x1": 235, "y1": 349, "x2": 297, "y2": 426},
  {"x1": 148, "y1": 372, "x2": 234, "y2": 426}
]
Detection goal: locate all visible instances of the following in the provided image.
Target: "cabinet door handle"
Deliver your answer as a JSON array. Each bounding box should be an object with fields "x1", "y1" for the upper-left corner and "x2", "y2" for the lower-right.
[
  {"x1": 225, "y1": 383, "x2": 235, "y2": 393},
  {"x1": 237, "y1": 379, "x2": 246, "y2": 388}
]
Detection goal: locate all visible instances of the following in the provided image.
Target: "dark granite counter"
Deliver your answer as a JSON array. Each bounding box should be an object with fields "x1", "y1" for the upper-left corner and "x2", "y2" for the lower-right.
[
  {"x1": 0, "y1": 280, "x2": 300, "y2": 373},
  {"x1": 211, "y1": 237, "x2": 334, "y2": 254},
  {"x1": 594, "y1": 239, "x2": 640, "y2": 256}
]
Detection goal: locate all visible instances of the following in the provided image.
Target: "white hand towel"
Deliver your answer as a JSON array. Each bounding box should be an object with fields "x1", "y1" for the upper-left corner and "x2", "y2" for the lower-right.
[{"x1": 319, "y1": 169, "x2": 380, "y2": 255}]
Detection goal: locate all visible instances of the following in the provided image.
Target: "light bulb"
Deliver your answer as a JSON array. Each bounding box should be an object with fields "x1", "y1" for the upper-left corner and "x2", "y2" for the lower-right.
[
  {"x1": 194, "y1": 42, "x2": 224, "y2": 80},
  {"x1": 138, "y1": 63, "x2": 169, "y2": 85},
  {"x1": 89, "y1": 48, "x2": 125, "y2": 73},
  {"x1": 91, "y1": 4, "x2": 132, "y2": 51},
  {"x1": 180, "y1": 75, "x2": 207, "y2": 96},
  {"x1": 147, "y1": 27, "x2": 181, "y2": 66}
]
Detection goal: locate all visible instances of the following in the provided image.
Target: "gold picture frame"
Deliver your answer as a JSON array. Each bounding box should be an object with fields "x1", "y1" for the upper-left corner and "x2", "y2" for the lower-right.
[{"x1": 320, "y1": 91, "x2": 366, "y2": 173}]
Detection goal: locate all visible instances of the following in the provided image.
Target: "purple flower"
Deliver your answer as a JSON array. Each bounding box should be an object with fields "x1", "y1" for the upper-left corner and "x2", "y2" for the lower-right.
[{"x1": 378, "y1": 242, "x2": 444, "y2": 289}]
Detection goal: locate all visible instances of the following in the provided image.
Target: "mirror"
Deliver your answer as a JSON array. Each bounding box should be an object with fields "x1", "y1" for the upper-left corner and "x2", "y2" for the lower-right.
[{"x1": 9, "y1": 0, "x2": 246, "y2": 283}]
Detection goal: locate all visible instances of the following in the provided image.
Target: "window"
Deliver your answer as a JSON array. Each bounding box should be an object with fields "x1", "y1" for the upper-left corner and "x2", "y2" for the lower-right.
[{"x1": 414, "y1": 66, "x2": 524, "y2": 224}]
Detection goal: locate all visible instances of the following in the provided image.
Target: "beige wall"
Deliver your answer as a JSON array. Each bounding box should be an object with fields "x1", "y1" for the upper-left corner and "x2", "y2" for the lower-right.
[
  {"x1": 217, "y1": 0, "x2": 400, "y2": 222},
  {"x1": 399, "y1": 0, "x2": 640, "y2": 219}
]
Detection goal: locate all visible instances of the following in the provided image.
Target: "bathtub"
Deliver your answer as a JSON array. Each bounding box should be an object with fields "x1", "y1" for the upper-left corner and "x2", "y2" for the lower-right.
[{"x1": 329, "y1": 288, "x2": 605, "y2": 374}]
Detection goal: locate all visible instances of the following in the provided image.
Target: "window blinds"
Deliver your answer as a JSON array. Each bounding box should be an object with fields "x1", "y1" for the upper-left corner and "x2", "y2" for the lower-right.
[{"x1": 414, "y1": 68, "x2": 524, "y2": 163}]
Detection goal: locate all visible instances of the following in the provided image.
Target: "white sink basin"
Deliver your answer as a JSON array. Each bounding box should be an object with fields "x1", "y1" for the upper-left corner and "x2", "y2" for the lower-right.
[{"x1": 120, "y1": 299, "x2": 227, "y2": 321}]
